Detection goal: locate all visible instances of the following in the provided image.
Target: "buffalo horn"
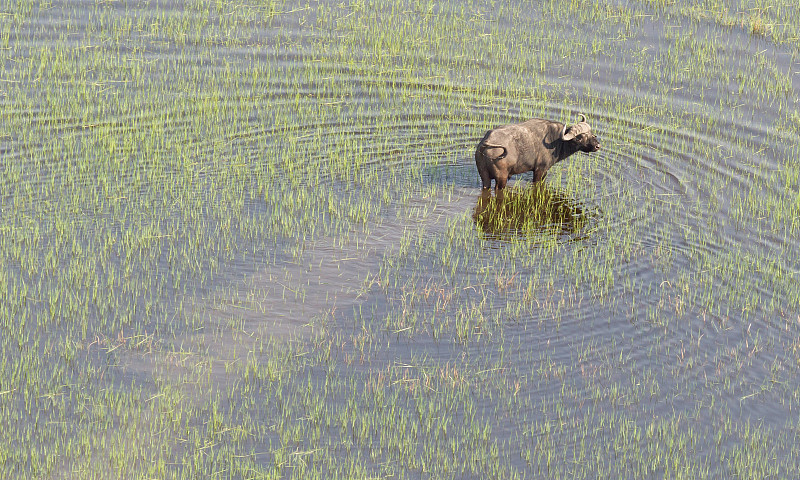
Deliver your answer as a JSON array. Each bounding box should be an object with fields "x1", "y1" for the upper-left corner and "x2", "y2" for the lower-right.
[{"x1": 562, "y1": 114, "x2": 590, "y2": 141}]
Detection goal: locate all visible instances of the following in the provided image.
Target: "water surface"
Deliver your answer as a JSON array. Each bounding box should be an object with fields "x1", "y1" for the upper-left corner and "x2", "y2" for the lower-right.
[{"x1": 2, "y1": 0, "x2": 800, "y2": 477}]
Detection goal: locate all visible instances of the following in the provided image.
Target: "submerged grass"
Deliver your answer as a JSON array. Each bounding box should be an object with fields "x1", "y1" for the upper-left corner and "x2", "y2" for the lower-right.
[{"x1": 1, "y1": 0, "x2": 800, "y2": 478}]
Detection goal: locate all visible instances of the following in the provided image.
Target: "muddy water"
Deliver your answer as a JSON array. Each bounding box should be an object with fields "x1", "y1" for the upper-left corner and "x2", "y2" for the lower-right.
[{"x1": 3, "y1": 0, "x2": 800, "y2": 477}]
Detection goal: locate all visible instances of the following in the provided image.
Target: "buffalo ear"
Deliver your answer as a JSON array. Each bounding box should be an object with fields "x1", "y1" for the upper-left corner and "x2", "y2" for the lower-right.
[{"x1": 562, "y1": 125, "x2": 577, "y2": 141}]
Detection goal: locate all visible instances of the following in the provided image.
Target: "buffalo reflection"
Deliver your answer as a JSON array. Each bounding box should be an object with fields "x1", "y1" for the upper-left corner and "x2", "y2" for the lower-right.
[{"x1": 473, "y1": 183, "x2": 593, "y2": 242}]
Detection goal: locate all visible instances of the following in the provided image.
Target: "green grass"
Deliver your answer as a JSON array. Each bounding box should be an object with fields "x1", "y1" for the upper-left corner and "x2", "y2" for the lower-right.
[{"x1": 1, "y1": 0, "x2": 800, "y2": 478}]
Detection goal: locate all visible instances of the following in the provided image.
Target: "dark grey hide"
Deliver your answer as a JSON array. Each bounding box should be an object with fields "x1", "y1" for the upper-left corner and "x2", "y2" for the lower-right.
[{"x1": 475, "y1": 114, "x2": 601, "y2": 189}]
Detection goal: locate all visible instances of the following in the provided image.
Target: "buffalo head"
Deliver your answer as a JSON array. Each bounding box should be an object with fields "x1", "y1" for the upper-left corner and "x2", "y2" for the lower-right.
[{"x1": 561, "y1": 114, "x2": 601, "y2": 152}]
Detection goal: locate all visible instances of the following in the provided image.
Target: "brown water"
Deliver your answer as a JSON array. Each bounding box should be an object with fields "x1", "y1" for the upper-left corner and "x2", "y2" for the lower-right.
[{"x1": 3, "y1": 0, "x2": 800, "y2": 477}]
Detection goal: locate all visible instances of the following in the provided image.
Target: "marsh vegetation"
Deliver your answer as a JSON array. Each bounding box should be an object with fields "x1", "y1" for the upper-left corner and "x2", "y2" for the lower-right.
[{"x1": 1, "y1": 0, "x2": 799, "y2": 478}]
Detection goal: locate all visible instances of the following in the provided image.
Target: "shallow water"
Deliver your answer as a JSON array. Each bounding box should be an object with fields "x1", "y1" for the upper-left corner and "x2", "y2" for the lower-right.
[{"x1": 2, "y1": 0, "x2": 800, "y2": 477}]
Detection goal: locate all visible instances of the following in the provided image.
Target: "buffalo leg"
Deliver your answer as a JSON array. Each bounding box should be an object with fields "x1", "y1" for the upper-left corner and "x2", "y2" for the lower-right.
[
  {"x1": 476, "y1": 158, "x2": 493, "y2": 189},
  {"x1": 480, "y1": 172, "x2": 493, "y2": 189},
  {"x1": 495, "y1": 175, "x2": 508, "y2": 189}
]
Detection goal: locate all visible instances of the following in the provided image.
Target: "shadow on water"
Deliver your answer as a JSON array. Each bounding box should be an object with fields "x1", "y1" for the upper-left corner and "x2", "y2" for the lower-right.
[{"x1": 473, "y1": 182, "x2": 596, "y2": 243}]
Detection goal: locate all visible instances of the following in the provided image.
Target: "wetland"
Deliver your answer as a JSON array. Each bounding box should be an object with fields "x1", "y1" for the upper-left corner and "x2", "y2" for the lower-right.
[{"x1": 1, "y1": 0, "x2": 800, "y2": 478}]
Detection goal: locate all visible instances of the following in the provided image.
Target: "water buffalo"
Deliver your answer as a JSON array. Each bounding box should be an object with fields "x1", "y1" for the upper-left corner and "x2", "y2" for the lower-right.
[{"x1": 475, "y1": 114, "x2": 601, "y2": 189}]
